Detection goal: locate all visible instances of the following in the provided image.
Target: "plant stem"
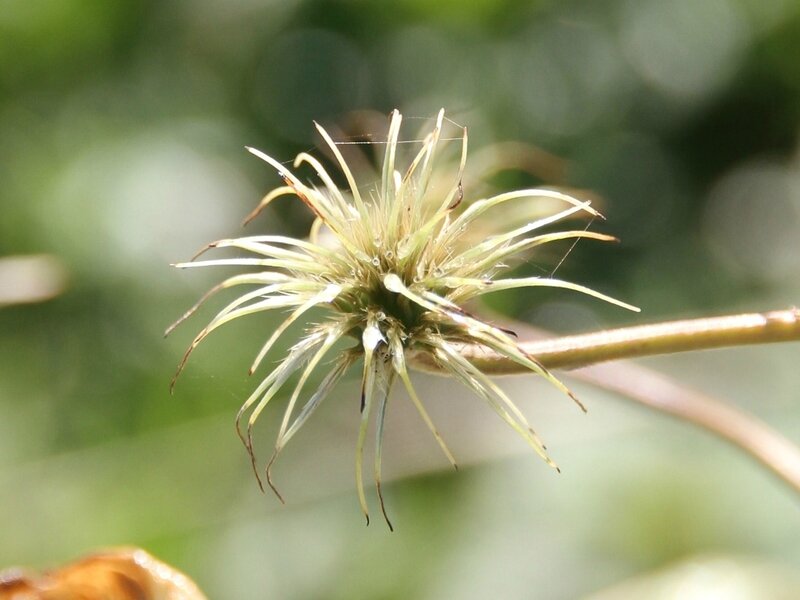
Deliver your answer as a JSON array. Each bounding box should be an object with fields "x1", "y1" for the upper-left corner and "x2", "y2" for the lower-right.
[
  {"x1": 573, "y1": 361, "x2": 800, "y2": 495},
  {"x1": 408, "y1": 307, "x2": 800, "y2": 375},
  {"x1": 408, "y1": 306, "x2": 800, "y2": 495}
]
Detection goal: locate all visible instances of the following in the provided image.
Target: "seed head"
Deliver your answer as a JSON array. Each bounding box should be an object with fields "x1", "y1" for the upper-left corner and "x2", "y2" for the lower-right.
[{"x1": 168, "y1": 109, "x2": 638, "y2": 529}]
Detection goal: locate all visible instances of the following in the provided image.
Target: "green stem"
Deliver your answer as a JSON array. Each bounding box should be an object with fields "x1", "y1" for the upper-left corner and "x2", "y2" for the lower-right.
[
  {"x1": 408, "y1": 307, "x2": 800, "y2": 375},
  {"x1": 407, "y1": 306, "x2": 800, "y2": 495}
]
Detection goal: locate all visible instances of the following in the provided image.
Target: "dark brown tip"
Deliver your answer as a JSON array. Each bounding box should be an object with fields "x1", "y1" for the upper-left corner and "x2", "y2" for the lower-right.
[
  {"x1": 266, "y1": 452, "x2": 285, "y2": 504},
  {"x1": 242, "y1": 207, "x2": 261, "y2": 227},
  {"x1": 448, "y1": 180, "x2": 464, "y2": 210},
  {"x1": 245, "y1": 428, "x2": 265, "y2": 493},
  {"x1": 189, "y1": 244, "x2": 214, "y2": 262},
  {"x1": 497, "y1": 325, "x2": 518, "y2": 338},
  {"x1": 569, "y1": 391, "x2": 587, "y2": 413},
  {"x1": 270, "y1": 486, "x2": 286, "y2": 505},
  {"x1": 376, "y1": 481, "x2": 394, "y2": 532}
]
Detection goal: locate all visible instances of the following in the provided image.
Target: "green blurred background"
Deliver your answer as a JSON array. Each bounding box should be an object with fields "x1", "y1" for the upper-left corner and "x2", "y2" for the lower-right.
[{"x1": 1, "y1": 0, "x2": 800, "y2": 598}]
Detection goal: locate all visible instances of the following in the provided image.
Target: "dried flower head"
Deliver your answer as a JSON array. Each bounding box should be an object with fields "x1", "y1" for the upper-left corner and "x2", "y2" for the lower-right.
[{"x1": 168, "y1": 109, "x2": 638, "y2": 529}]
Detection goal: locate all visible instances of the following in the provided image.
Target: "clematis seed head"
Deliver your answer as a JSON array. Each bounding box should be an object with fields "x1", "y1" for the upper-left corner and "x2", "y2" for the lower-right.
[{"x1": 168, "y1": 109, "x2": 638, "y2": 528}]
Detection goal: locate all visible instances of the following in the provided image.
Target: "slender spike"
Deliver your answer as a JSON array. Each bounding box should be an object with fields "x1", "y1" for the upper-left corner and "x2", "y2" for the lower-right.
[
  {"x1": 433, "y1": 340, "x2": 545, "y2": 452},
  {"x1": 390, "y1": 333, "x2": 457, "y2": 469},
  {"x1": 471, "y1": 354, "x2": 555, "y2": 430},
  {"x1": 356, "y1": 349, "x2": 379, "y2": 525},
  {"x1": 173, "y1": 257, "x2": 327, "y2": 273},
  {"x1": 265, "y1": 325, "x2": 346, "y2": 493},
  {"x1": 420, "y1": 290, "x2": 462, "y2": 312},
  {"x1": 383, "y1": 274, "x2": 450, "y2": 321},
  {"x1": 435, "y1": 346, "x2": 524, "y2": 436},
  {"x1": 402, "y1": 132, "x2": 434, "y2": 183},
  {"x1": 168, "y1": 286, "x2": 282, "y2": 394},
  {"x1": 278, "y1": 352, "x2": 356, "y2": 448},
  {"x1": 275, "y1": 324, "x2": 345, "y2": 442},
  {"x1": 193, "y1": 239, "x2": 317, "y2": 263},
  {"x1": 309, "y1": 217, "x2": 325, "y2": 246},
  {"x1": 416, "y1": 109, "x2": 445, "y2": 205},
  {"x1": 249, "y1": 284, "x2": 342, "y2": 375},
  {"x1": 394, "y1": 130, "x2": 434, "y2": 225},
  {"x1": 444, "y1": 277, "x2": 641, "y2": 313},
  {"x1": 462, "y1": 231, "x2": 617, "y2": 281},
  {"x1": 435, "y1": 343, "x2": 556, "y2": 468},
  {"x1": 396, "y1": 131, "x2": 470, "y2": 256},
  {"x1": 165, "y1": 273, "x2": 291, "y2": 337},
  {"x1": 293, "y1": 152, "x2": 350, "y2": 218},
  {"x1": 169, "y1": 284, "x2": 310, "y2": 392},
  {"x1": 456, "y1": 202, "x2": 595, "y2": 262},
  {"x1": 313, "y1": 121, "x2": 373, "y2": 235},
  {"x1": 246, "y1": 331, "x2": 327, "y2": 501},
  {"x1": 374, "y1": 367, "x2": 396, "y2": 531},
  {"x1": 245, "y1": 146, "x2": 342, "y2": 228},
  {"x1": 381, "y1": 110, "x2": 403, "y2": 206},
  {"x1": 427, "y1": 305, "x2": 579, "y2": 415},
  {"x1": 235, "y1": 375, "x2": 278, "y2": 492},
  {"x1": 437, "y1": 125, "x2": 468, "y2": 214},
  {"x1": 233, "y1": 332, "x2": 326, "y2": 492},
  {"x1": 385, "y1": 278, "x2": 499, "y2": 344},
  {"x1": 450, "y1": 189, "x2": 601, "y2": 235},
  {"x1": 204, "y1": 234, "x2": 337, "y2": 255},
  {"x1": 467, "y1": 326, "x2": 586, "y2": 413},
  {"x1": 436, "y1": 337, "x2": 538, "y2": 436},
  {"x1": 263, "y1": 449, "x2": 283, "y2": 503},
  {"x1": 235, "y1": 372, "x2": 277, "y2": 452}
]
